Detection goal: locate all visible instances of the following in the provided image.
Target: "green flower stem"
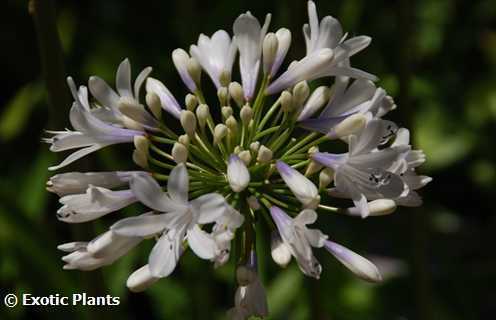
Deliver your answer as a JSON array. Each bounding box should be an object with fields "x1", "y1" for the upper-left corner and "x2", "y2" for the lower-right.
[
  {"x1": 280, "y1": 132, "x2": 319, "y2": 158},
  {"x1": 194, "y1": 89, "x2": 206, "y2": 105},
  {"x1": 149, "y1": 143, "x2": 174, "y2": 161},
  {"x1": 258, "y1": 199, "x2": 276, "y2": 230},
  {"x1": 149, "y1": 135, "x2": 176, "y2": 145},
  {"x1": 254, "y1": 125, "x2": 280, "y2": 140},
  {"x1": 317, "y1": 204, "x2": 340, "y2": 213},
  {"x1": 151, "y1": 172, "x2": 168, "y2": 181},
  {"x1": 158, "y1": 123, "x2": 178, "y2": 139},
  {"x1": 291, "y1": 159, "x2": 310, "y2": 170},
  {"x1": 148, "y1": 156, "x2": 174, "y2": 170},
  {"x1": 257, "y1": 98, "x2": 281, "y2": 131},
  {"x1": 290, "y1": 135, "x2": 329, "y2": 155}
]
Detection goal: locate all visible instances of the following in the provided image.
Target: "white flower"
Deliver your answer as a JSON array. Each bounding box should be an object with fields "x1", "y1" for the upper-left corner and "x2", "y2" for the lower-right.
[
  {"x1": 190, "y1": 30, "x2": 237, "y2": 88},
  {"x1": 172, "y1": 48, "x2": 197, "y2": 92},
  {"x1": 324, "y1": 240, "x2": 382, "y2": 282},
  {"x1": 46, "y1": 171, "x2": 141, "y2": 196},
  {"x1": 86, "y1": 58, "x2": 155, "y2": 129},
  {"x1": 270, "y1": 231, "x2": 292, "y2": 267},
  {"x1": 44, "y1": 97, "x2": 144, "y2": 171},
  {"x1": 233, "y1": 11, "x2": 271, "y2": 100},
  {"x1": 58, "y1": 229, "x2": 142, "y2": 271},
  {"x1": 297, "y1": 85, "x2": 331, "y2": 121},
  {"x1": 276, "y1": 160, "x2": 320, "y2": 209},
  {"x1": 227, "y1": 155, "x2": 251, "y2": 192},
  {"x1": 270, "y1": 206, "x2": 328, "y2": 278},
  {"x1": 111, "y1": 164, "x2": 227, "y2": 278},
  {"x1": 56, "y1": 185, "x2": 137, "y2": 223},
  {"x1": 126, "y1": 264, "x2": 160, "y2": 292},
  {"x1": 145, "y1": 77, "x2": 183, "y2": 119},
  {"x1": 211, "y1": 205, "x2": 244, "y2": 267},
  {"x1": 313, "y1": 120, "x2": 409, "y2": 217},
  {"x1": 269, "y1": 28, "x2": 291, "y2": 77}
]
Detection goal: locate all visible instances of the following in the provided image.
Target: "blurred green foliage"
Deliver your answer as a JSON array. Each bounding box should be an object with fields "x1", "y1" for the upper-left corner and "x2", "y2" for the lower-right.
[{"x1": 1, "y1": 0, "x2": 495, "y2": 319}]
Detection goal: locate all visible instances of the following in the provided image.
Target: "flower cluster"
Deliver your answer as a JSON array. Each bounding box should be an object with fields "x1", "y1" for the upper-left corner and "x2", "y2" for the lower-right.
[{"x1": 45, "y1": 1, "x2": 431, "y2": 318}]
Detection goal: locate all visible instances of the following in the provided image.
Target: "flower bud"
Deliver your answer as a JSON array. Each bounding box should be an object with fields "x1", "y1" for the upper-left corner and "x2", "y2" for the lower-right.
[
  {"x1": 221, "y1": 106, "x2": 233, "y2": 119},
  {"x1": 305, "y1": 146, "x2": 323, "y2": 176},
  {"x1": 229, "y1": 82, "x2": 244, "y2": 107},
  {"x1": 247, "y1": 195, "x2": 260, "y2": 210},
  {"x1": 180, "y1": 110, "x2": 197, "y2": 136},
  {"x1": 297, "y1": 86, "x2": 331, "y2": 120},
  {"x1": 172, "y1": 142, "x2": 188, "y2": 163},
  {"x1": 214, "y1": 124, "x2": 228, "y2": 144},
  {"x1": 276, "y1": 160, "x2": 320, "y2": 209},
  {"x1": 227, "y1": 155, "x2": 250, "y2": 192},
  {"x1": 145, "y1": 92, "x2": 162, "y2": 119},
  {"x1": 263, "y1": 32, "x2": 279, "y2": 75},
  {"x1": 257, "y1": 145, "x2": 273, "y2": 163},
  {"x1": 250, "y1": 141, "x2": 260, "y2": 153},
  {"x1": 319, "y1": 168, "x2": 334, "y2": 189},
  {"x1": 134, "y1": 135, "x2": 149, "y2": 153},
  {"x1": 270, "y1": 28, "x2": 292, "y2": 76},
  {"x1": 186, "y1": 57, "x2": 202, "y2": 87},
  {"x1": 118, "y1": 97, "x2": 145, "y2": 131},
  {"x1": 271, "y1": 232, "x2": 292, "y2": 267},
  {"x1": 240, "y1": 104, "x2": 253, "y2": 124},
  {"x1": 196, "y1": 104, "x2": 210, "y2": 129},
  {"x1": 292, "y1": 81, "x2": 310, "y2": 108},
  {"x1": 225, "y1": 116, "x2": 238, "y2": 133},
  {"x1": 217, "y1": 87, "x2": 228, "y2": 106},
  {"x1": 172, "y1": 48, "x2": 197, "y2": 92},
  {"x1": 280, "y1": 90, "x2": 293, "y2": 112},
  {"x1": 219, "y1": 70, "x2": 231, "y2": 87},
  {"x1": 233, "y1": 145, "x2": 242, "y2": 154},
  {"x1": 238, "y1": 150, "x2": 252, "y2": 165},
  {"x1": 346, "y1": 199, "x2": 397, "y2": 217},
  {"x1": 236, "y1": 265, "x2": 257, "y2": 286},
  {"x1": 178, "y1": 134, "x2": 190, "y2": 147},
  {"x1": 127, "y1": 265, "x2": 159, "y2": 293},
  {"x1": 327, "y1": 114, "x2": 367, "y2": 139},
  {"x1": 185, "y1": 93, "x2": 198, "y2": 111}
]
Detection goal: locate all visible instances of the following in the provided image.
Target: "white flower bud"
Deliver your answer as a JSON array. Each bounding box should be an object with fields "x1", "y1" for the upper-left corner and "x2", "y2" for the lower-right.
[
  {"x1": 280, "y1": 90, "x2": 293, "y2": 112},
  {"x1": 127, "y1": 265, "x2": 159, "y2": 293},
  {"x1": 196, "y1": 104, "x2": 210, "y2": 129},
  {"x1": 240, "y1": 104, "x2": 253, "y2": 124},
  {"x1": 305, "y1": 146, "x2": 323, "y2": 176},
  {"x1": 346, "y1": 199, "x2": 397, "y2": 217},
  {"x1": 236, "y1": 265, "x2": 257, "y2": 286},
  {"x1": 185, "y1": 93, "x2": 198, "y2": 111},
  {"x1": 172, "y1": 142, "x2": 188, "y2": 163},
  {"x1": 227, "y1": 155, "x2": 250, "y2": 192},
  {"x1": 238, "y1": 150, "x2": 252, "y2": 165},
  {"x1": 229, "y1": 82, "x2": 244, "y2": 107},
  {"x1": 327, "y1": 114, "x2": 367, "y2": 139},
  {"x1": 292, "y1": 81, "x2": 310, "y2": 108},
  {"x1": 132, "y1": 137, "x2": 148, "y2": 168},
  {"x1": 186, "y1": 57, "x2": 202, "y2": 86},
  {"x1": 217, "y1": 87, "x2": 228, "y2": 106},
  {"x1": 221, "y1": 106, "x2": 233, "y2": 119},
  {"x1": 145, "y1": 92, "x2": 162, "y2": 119},
  {"x1": 250, "y1": 141, "x2": 260, "y2": 153},
  {"x1": 225, "y1": 116, "x2": 238, "y2": 133},
  {"x1": 134, "y1": 136, "x2": 149, "y2": 153},
  {"x1": 233, "y1": 145, "x2": 243, "y2": 154},
  {"x1": 214, "y1": 124, "x2": 228, "y2": 144},
  {"x1": 263, "y1": 32, "x2": 279, "y2": 75},
  {"x1": 257, "y1": 145, "x2": 273, "y2": 163},
  {"x1": 178, "y1": 134, "x2": 190, "y2": 147},
  {"x1": 319, "y1": 168, "x2": 334, "y2": 189},
  {"x1": 180, "y1": 110, "x2": 197, "y2": 136},
  {"x1": 297, "y1": 86, "x2": 331, "y2": 120},
  {"x1": 118, "y1": 97, "x2": 145, "y2": 131},
  {"x1": 219, "y1": 70, "x2": 231, "y2": 87},
  {"x1": 247, "y1": 195, "x2": 260, "y2": 210},
  {"x1": 276, "y1": 160, "x2": 320, "y2": 209},
  {"x1": 271, "y1": 232, "x2": 292, "y2": 267}
]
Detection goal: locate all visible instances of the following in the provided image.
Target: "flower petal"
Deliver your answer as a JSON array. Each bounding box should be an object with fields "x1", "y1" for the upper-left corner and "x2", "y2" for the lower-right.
[
  {"x1": 167, "y1": 163, "x2": 189, "y2": 204},
  {"x1": 187, "y1": 225, "x2": 218, "y2": 259}
]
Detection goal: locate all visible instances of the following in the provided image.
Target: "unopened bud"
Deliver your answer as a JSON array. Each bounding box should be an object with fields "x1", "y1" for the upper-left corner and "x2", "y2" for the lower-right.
[
  {"x1": 238, "y1": 150, "x2": 252, "y2": 165},
  {"x1": 319, "y1": 168, "x2": 334, "y2": 189},
  {"x1": 196, "y1": 104, "x2": 210, "y2": 129},
  {"x1": 257, "y1": 145, "x2": 273, "y2": 163},
  {"x1": 305, "y1": 146, "x2": 323, "y2": 176},
  {"x1": 133, "y1": 136, "x2": 149, "y2": 168},
  {"x1": 263, "y1": 32, "x2": 279, "y2": 75},
  {"x1": 247, "y1": 195, "x2": 260, "y2": 210},
  {"x1": 134, "y1": 136, "x2": 149, "y2": 153},
  {"x1": 280, "y1": 90, "x2": 293, "y2": 112},
  {"x1": 229, "y1": 82, "x2": 244, "y2": 107},
  {"x1": 178, "y1": 134, "x2": 190, "y2": 147},
  {"x1": 217, "y1": 87, "x2": 228, "y2": 106},
  {"x1": 185, "y1": 94, "x2": 198, "y2": 111},
  {"x1": 180, "y1": 110, "x2": 197, "y2": 136},
  {"x1": 133, "y1": 150, "x2": 148, "y2": 169},
  {"x1": 221, "y1": 106, "x2": 233, "y2": 119},
  {"x1": 233, "y1": 145, "x2": 243, "y2": 154},
  {"x1": 236, "y1": 265, "x2": 257, "y2": 286},
  {"x1": 346, "y1": 199, "x2": 397, "y2": 217},
  {"x1": 297, "y1": 86, "x2": 331, "y2": 120},
  {"x1": 293, "y1": 81, "x2": 310, "y2": 108},
  {"x1": 250, "y1": 141, "x2": 260, "y2": 153},
  {"x1": 186, "y1": 57, "x2": 202, "y2": 86},
  {"x1": 328, "y1": 114, "x2": 367, "y2": 139},
  {"x1": 214, "y1": 124, "x2": 228, "y2": 144},
  {"x1": 219, "y1": 70, "x2": 231, "y2": 87},
  {"x1": 118, "y1": 97, "x2": 145, "y2": 131},
  {"x1": 225, "y1": 116, "x2": 238, "y2": 133},
  {"x1": 172, "y1": 142, "x2": 188, "y2": 163},
  {"x1": 145, "y1": 92, "x2": 162, "y2": 119},
  {"x1": 271, "y1": 232, "x2": 292, "y2": 267},
  {"x1": 240, "y1": 104, "x2": 253, "y2": 124}
]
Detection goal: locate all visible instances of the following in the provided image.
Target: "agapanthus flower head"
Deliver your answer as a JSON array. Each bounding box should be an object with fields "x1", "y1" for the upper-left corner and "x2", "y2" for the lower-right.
[{"x1": 45, "y1": 1, "x2": 431, "y2": 317}]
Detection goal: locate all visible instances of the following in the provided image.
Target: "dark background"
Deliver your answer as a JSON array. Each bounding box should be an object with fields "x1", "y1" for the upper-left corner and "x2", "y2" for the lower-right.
[{"x1": 1, "y1": 0, "x2": 495, "y2": 319}]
